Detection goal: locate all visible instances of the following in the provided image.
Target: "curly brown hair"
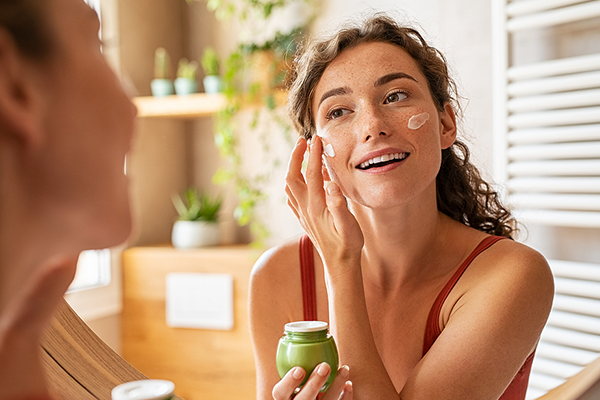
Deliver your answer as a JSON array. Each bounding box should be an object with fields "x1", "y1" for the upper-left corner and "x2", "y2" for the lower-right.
[
  {"x1": 0, "y1": 0, "x2": 52, "y2": 59},
  {"x1": 287, "y1": 13, "x2": 517, "y2": 238}
]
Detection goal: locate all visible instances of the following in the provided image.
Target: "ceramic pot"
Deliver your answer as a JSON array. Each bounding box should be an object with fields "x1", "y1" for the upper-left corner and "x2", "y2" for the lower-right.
[
  {"x1": 171, "y1": 220, "x2": 220, "y2": 249},
  {"x1": 174, "y1": 77, "x2": 198, "y2": 96},
  {"x1": 203, "y1": 75, "x2": 222, "y2": 94},
  {"x1": 151, "y1": 79, "x2": 174, "y2": 97}
]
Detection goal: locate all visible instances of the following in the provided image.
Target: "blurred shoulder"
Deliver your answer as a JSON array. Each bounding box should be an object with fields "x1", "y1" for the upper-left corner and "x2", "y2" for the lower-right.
[
  {"x1": 249, "y1": 236, "x2": 305, "y2": 338},
  {"x1": 251, "y1": 236, "x2": 303, "y2": 284}
]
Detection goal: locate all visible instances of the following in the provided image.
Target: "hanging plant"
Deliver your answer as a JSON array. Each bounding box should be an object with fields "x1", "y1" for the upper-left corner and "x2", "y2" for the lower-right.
[{"x1": 188, "y1": 0, "x2": 315, "y2": 246}]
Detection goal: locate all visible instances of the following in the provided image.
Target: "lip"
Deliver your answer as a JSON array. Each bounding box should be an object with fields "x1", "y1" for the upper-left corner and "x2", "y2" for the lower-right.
[{"x1": 355, "y1": 147, "x2": 410, "y2": 168}]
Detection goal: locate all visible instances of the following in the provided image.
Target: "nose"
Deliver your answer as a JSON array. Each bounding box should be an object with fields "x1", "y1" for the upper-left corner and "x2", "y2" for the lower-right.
[
  {"x1": 364, "y1": 131, "x2": 387, "y2": 141},
  {"x1": 358, "y1": 105, "x2": 390, "y2": 142}
]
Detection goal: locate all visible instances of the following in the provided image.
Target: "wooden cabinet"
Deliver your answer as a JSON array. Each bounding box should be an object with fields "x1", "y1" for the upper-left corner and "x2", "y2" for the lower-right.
[{"x1": 121, "y1": 245, "x2": 260, "y2": 400}]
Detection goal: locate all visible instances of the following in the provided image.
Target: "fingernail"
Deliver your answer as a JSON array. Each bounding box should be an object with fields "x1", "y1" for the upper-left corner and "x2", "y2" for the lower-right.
[
  {"x1": 292, "y1": 367, "x2": 305, "y2": 380},
  {"x1": 317, "y1": 362, "x2": 330, "y2": 377},
  {"x1": 346, "y1": 381, "x2": 353, "y2": 393},
  {"x1": 339, "y1": 365, "x2": 350, "y2": 379},
  {"x1": 326, "y1": 182, "x2": 340, "y2": 195}
]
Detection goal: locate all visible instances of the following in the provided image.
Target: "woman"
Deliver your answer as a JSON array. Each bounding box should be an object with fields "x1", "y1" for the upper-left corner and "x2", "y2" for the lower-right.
[
  {"x1": 0, "y1": 0, "x2": 136, "y2": 398},
  {"x1": 249, "y1": 14, "x2": 554, "y2": 400}
]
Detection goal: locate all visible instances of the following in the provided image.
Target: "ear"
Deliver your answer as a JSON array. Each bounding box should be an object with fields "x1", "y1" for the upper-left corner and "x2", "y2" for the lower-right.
[
  {"x1": 439, "y1": 102, "x2": 457, "y2": 150},
  {"x1": 0, "y1": 28, "x2": 44, "y2": 148}
]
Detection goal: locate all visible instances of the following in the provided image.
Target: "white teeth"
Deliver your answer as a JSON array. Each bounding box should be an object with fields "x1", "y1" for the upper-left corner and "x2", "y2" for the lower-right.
[{"x1": 359, "y1": 152, "x2": 407, "y2": 169}]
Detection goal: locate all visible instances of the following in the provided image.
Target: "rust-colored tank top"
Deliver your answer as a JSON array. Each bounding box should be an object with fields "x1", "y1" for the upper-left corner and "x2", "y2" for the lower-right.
[{"x1": 298, "y1": 234, "x2": 534, "y2": 399}]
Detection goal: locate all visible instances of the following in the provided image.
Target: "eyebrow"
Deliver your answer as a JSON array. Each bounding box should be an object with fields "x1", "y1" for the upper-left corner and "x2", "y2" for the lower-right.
[
  {"x1": 317, "y1": 86, "x2": 352, "y2": 108},
  {"x1": 374, "y1": 72, "x2": 418, "y2": 87},
  {"x1": 316, "y1": 72, "x2": 418, "y2": 109}
]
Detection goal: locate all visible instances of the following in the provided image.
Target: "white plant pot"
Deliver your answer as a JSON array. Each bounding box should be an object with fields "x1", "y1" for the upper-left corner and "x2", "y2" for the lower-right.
[{"x1": 171, "y1": 220, "x2": 220, "y2": 249}]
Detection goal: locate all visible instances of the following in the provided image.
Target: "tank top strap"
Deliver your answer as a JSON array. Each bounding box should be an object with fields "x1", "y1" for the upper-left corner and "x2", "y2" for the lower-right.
[
  {"x1": 299, "y1": 234, "x2": 317, "y2": 321},
  {"x1": 422, "y1": 235, "x2": 507, "y2": 356}
]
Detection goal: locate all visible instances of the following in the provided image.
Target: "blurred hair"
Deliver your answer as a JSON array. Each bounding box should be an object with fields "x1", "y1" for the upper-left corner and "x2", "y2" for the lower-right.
[
  {"x1": 0, "y1": 0, "x2": 52, "y2": 59},
  {"x1": 287, "y1": 13, "x2": 517, "y2": 238}
]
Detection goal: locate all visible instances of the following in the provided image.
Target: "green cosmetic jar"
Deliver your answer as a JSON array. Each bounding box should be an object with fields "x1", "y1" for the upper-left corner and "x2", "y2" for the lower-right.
[{"x1": 276, "y1": 321, "x2": 339, "y2": 392}]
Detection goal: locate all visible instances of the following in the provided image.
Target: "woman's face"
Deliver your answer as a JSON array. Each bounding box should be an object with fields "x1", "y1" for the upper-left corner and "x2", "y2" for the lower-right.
[
  {"x1": 312, "y1": 41, "x2": 456, "y2": 210},
  {"x1": 31, "y1": 0, "x2": 137, "y2": 248}
]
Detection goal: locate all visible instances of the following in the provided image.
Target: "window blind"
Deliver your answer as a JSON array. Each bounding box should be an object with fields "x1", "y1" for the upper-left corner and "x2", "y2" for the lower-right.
[
  {"x1": 492, "y1": 0, "x2": 600, "y2": 229},
  {"x1": 492, "y1": 1, "x2": 600, "y2": 399},
  {"x1": 527, "y1": 259, "x2": 600, "y2": 399}
]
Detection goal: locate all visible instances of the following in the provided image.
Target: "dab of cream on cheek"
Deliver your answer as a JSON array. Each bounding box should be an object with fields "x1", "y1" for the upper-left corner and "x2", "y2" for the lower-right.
[
  {"x1": 316, "y1": 133, "x2": 336, "y2": 157},
  {"x1": 323, "y1": 143, "x2": 336, "y2": 157},
  {"x1": 407, "y1": 112, "x2": 430, "y2": 130}
]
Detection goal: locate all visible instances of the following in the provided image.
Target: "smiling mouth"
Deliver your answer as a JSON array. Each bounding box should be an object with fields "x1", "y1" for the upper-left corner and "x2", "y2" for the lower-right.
[{"x1": 357, "y1": 152, "x2": 409, "y2": 170}]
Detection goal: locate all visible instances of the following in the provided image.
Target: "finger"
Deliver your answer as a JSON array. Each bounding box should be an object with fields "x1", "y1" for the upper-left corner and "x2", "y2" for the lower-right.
[
  {"x1": 305, "y1": 136, "x2": 326, "y2": 206},
  {"x1": 272, "y1": 367, "x2": 305, "y2": 400},
  {"x1": 285, "y1": 137, "x2": 308, "y2": 191},
  {"x1": 320, "y1": 365, "x2": 350, "y2": 400},
  {"x1": 287, "y1": 198, "x2": 300, "y2": 220},
  {"x1": 324, "y1": 182, "x2": 356, "y2": 237},
  {"x1": 295, "y1": 363, "x2": 331, "y2": 400},
  {"x1": 285, "y1": 184, "x2": 299, "y2": 210},
  {"x1": 285, "y1": 138, "x2": 309, "y2": 216},
  {"x1": 339, "y1": 382, "x2": 353, "y2": 400}
]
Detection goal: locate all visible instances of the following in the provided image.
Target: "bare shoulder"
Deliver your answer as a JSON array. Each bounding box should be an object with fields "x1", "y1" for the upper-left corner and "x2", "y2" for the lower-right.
[
  {"x1": 249, "y1": 236, "x2": 304, "y2": 326},
  {"x1": 252, "y1": 238, "x2": 300, "y2": 273},
  {"x1": 249, "y1": 237, "x2": 305, "y2": 398},
  {"x1": 251, "y1": 237, "x2": 302, "y2": 292},
  {"x1": 481, "y1": 238, "x2": 553, "y2": 287},
  {"x1": 453, "y1": 237, "x2": 555, "y2": 320}
]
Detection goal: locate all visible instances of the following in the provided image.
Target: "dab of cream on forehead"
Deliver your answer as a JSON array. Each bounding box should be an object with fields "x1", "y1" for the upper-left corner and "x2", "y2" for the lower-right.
[{"x1": 408, "y1": 112, "x2": 430, "y2": 130}]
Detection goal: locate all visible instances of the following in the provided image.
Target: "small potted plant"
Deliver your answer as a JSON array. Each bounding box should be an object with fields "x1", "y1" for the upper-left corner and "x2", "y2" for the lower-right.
[
  {"x1": 151, "y1": 47, "x2": 174, "y2": 97},
  {"x1": 174, "y1": 58, "x2": 199, "y2": 96},
  {"x1": 171, "y1": 188, "x2": 221, "y2": 249},
  {"x1": 200, "y1": 47, "x2": 222, "y2": 94}
]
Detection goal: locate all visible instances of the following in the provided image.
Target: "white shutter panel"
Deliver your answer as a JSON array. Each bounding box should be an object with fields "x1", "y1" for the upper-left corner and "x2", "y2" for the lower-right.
[
  {"x1": 527, "y1": 260, "x2": 600, "y2": 399},
  {"x1": 493, "y1": 2, "x2": 600, "y2": 399},
  {"x1": 493, "y1": 0, "x2": 600, "y2": 229}
]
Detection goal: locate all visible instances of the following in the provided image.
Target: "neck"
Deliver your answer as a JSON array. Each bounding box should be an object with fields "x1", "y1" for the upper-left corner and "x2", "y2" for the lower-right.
[
  {"x1": 350, "y1": 188, "x2": 455, "y2": 288},
  {"x1": 0, "y1": 148, "x2": 75, "y2": 315}
]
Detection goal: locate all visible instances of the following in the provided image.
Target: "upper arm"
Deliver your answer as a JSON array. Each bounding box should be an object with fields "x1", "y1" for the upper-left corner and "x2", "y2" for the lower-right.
[
  {"x1": 249, "y1": 241, "x2": 303, "y2": 400},
  {"x1": 402, "y1": 241, "x2": 554, "y2": 399}
]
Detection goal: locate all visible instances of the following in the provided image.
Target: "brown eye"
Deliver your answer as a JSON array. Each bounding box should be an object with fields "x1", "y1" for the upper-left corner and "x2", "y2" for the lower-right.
[
  {"x1": 327, "y1": 108, "x2": 350, "y2": 120},
  {"x1": 385, "y1": 91, "x2": 408, "y2": 104}
]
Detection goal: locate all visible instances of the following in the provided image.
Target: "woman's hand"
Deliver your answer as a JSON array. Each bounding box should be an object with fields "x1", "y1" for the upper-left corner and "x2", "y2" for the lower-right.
[
  {"x1": 272, "y1": 363, "x2": 352, "y2": 400},
  {"x1": 285, "y1": 136, "x2": 363, "y2": 270}
]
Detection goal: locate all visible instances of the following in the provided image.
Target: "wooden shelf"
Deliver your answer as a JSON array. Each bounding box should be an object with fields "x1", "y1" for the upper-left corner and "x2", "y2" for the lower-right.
[
  {"x1": 133, "y1": 93, "x2": 226, "y2": 118},
  {"x1": 133, "y1": 91, "x2": 288, "y2": 119}
]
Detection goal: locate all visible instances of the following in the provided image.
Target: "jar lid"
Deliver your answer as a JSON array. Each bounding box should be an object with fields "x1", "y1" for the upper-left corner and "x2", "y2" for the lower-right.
[
  {"x1": 111, "y1": 379, "x2": 175, "y2": 400},
  {"x1": 285, "y1": 321, "x2": 328, "y2": 332}
]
